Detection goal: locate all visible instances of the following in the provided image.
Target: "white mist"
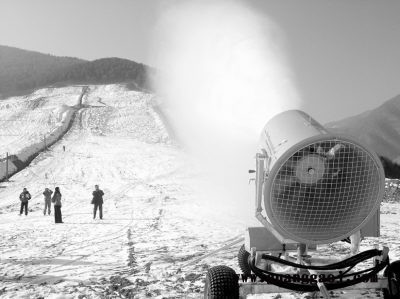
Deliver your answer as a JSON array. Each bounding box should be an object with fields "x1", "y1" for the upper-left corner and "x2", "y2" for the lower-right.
[{"x1": 151, "y1": 0, "x2": 302, "y2": 223}]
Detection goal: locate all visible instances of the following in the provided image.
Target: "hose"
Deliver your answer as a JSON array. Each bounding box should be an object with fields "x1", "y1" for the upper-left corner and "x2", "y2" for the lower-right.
[
  {"x1": 260, "y1": 249, "x2": 382, "y2": 271},
  {"x1": 248, "y1": 250, "x2": 389, "y2": 292}
]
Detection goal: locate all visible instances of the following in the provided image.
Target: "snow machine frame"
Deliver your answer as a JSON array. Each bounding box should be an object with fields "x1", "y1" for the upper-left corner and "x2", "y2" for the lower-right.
[{"x1": 204, "y1": 153, "x2": 400, "y2": 299}]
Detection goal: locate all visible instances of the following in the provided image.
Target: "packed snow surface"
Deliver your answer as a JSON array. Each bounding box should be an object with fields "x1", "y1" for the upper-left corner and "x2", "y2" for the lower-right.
[{"x1": 0, "y1": 84, "x2": 399, "y2": 298}]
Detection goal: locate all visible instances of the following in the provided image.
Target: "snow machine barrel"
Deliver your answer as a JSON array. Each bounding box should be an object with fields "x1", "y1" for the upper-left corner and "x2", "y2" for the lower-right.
[{"x1": 257, "y1": 110, "x2": 385, "y2": 245}]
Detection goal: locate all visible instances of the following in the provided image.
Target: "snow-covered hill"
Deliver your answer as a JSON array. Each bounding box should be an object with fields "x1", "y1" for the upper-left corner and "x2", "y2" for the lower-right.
[
  {"x1": 0, "y1": 85, "x2": 400, "y2": 299},
  {"x1": 0, "y1": 84, "x2": 245, "y2": 298},
  {"x1": 0, "y1": 86, "x2": 88, "y2": 181}
]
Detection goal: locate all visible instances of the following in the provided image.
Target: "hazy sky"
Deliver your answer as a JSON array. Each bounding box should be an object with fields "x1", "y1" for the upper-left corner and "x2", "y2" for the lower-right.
[{"x1": 1, "y1": 0, "x2": 399, "y2": 123}]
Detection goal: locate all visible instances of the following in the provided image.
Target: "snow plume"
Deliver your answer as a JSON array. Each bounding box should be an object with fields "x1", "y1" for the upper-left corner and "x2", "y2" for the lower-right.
[{"x1": 151, "y1": 0, "x2": 302, "y2": 222}]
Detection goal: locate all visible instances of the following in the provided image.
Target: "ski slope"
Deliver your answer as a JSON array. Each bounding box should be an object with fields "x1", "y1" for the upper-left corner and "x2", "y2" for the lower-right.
[
  {"x1": 0, "y1": 86, "x2": 82, "y2": 157},
  {"x1": 0, "y1": 84, "x2": 245, "y2": 298},
  {"x1": 0, "y1": 84, "x2": 399, "y2": 298}
]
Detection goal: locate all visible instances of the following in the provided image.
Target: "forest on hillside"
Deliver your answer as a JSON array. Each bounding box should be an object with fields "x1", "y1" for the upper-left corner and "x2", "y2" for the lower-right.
[{"x1": 0, "y1": 45, "x2": 153, "y2": 97}]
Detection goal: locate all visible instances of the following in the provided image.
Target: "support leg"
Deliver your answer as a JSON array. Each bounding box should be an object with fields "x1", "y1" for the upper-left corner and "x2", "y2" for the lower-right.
[{"x1": 350, "y1": 230, "x2": 361, "y2": 255}]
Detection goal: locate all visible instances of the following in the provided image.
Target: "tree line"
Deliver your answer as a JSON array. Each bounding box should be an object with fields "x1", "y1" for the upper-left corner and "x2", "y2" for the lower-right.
[{"x1": 0, "y1": 45, "x2": 153, "y2": 98}]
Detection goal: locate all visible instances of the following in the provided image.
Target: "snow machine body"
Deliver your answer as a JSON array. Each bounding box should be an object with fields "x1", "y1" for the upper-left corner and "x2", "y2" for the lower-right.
[{"x1": 204, "y1": 110, "x2": 400, "y2": 299}]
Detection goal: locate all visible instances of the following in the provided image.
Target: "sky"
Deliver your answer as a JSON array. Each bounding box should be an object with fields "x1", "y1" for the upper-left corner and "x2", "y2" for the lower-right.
[{"x1": 0, "y1": 0, "x2": 399, "y2": 123}]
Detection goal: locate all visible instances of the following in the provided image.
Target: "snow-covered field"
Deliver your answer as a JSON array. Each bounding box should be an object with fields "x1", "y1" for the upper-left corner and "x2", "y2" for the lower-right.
[
  {"x1": 0, "y1": 84, "x2": 399, "y2": 298},
  {"x1": 0, "y1": 85, "x2": 245, "y2": 298}
]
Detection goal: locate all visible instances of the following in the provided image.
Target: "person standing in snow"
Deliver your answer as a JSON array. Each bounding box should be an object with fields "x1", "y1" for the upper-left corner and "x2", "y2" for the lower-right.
[
  {"x1": 92, "y1": 184, "x2": 104, "y2": 220},
  {"x1": 43, "y1": 188, "x2": 53, "y2": 215},
  {"x1": 19, "y1": 188, "x2": 31, "y2": 216},
  {"x1": 52, "y1": 187, "x2": 63, "y2": 223}
]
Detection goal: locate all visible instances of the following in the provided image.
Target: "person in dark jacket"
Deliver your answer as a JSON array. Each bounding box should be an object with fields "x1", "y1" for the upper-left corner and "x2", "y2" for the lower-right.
[
  {"x1": 43, "y1": 188, "x2": 53, "y2": 215},
  {"x1": 92, "y1": 185, "x2": 104, "y2": 219},
  {"x1": 52, "y1": 187, "x2": 63, "y2": 223},
  {"x1": 19, "y1": 188, "x2": 31, "y2": 216}
]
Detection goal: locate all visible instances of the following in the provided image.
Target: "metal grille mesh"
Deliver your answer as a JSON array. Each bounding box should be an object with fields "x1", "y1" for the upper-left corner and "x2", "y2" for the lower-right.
[{"x1": 269, "y1": 140, "x2": 381, "y2": 242}]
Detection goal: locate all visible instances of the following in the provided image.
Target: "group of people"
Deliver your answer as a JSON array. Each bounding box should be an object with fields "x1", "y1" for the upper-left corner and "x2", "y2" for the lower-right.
[
  {"x1": 19, "y1": 185, "x2": 105, "y2": 223},
  {"x1": 41, "y1": 187, "x2": 63, "y2": 223}
]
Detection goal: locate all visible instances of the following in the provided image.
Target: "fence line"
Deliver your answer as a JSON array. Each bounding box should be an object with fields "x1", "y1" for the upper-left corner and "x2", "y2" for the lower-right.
[{"x1": 0, "y1": 87, "x2": 88, "y2": 183}]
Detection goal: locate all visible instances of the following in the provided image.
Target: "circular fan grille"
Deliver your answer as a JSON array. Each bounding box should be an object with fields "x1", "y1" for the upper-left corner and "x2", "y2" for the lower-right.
[{"x1": 266, "y1": 139, "x2": 382, "y2": 243}]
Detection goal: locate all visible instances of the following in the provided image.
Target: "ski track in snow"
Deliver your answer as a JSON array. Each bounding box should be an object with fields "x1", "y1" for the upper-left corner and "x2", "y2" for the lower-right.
[{"x1": 0, "y1": 84, "x2": 399, "y2": 299}]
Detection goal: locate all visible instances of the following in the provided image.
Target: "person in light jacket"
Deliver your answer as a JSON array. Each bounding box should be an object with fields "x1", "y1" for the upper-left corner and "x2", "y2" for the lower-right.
[
  {"x1": 19, "y1": 188, "x2": 31, "y2": 216},
  {"x1": 92, "y1": 184, "x2": 104, "y2": 219},
  {"x1": 52, "y1": 187, "x2": 63, "y2": 223},
  {"x1": 43, "y1": 188, "x2": 53, "y2": 215}
]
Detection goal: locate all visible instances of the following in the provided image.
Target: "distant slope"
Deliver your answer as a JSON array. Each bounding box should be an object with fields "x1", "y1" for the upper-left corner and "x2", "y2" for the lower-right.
[
  {"x1": 326, "y1": 94, "x2": 400, "y2": 162},
  {"x1": 0, "y1": 45, "x2": 154, "y2": 98},
  {"x1": 0, "y1": 45, "x2": 84, "y2": 97}
]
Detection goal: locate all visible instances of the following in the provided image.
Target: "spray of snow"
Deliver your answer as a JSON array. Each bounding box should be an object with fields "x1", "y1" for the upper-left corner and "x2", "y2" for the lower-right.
[{"x1": 151, "y1": 0, "x2": 302, "y2": 221}]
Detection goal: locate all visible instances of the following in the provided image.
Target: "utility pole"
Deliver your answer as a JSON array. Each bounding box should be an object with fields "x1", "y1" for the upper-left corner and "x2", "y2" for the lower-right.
[
  {"x1": 5, "y1": 152, "x2": 8, "y2": 181},
  {"x1": 44, "y1": 134, "x2": 47, "y2": 149}
]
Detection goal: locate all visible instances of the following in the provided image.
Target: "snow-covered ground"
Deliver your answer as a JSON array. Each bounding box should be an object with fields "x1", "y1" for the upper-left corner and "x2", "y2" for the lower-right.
[
  {"x1": 0, "y1": 86, "x2": 82, "y2": 156},
  {"x1": 0, "y1": 86, "x2": 85, "y2": 180},
  {"x1": 0, "y1": 85, "x2": 245, "y2": 298},
  {"x1": 0, "y1": 84, "x2": 399, "y2": 298}
]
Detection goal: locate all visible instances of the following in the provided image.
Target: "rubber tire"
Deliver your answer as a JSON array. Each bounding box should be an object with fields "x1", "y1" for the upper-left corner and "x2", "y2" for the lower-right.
[
  {"x1": 238, "y1": 244, "x2": 252, "y2": 275},
  {"x1": 383, "y1": 260, "x2": 400, "y2": 299},
  {"x1": 204, "y1": 265, "x2": 239, "y2": 299}
]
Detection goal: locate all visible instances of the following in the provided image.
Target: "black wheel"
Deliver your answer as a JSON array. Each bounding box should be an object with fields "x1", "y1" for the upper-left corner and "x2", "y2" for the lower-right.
[
  {"x1": 204, "y1": 265, "x2": 239, "y2": 299},
  {"x1": 238, "y1": 244, "x2": 251, "y2": 275},
  {"x1": 383, "y1": 260, "x2": 400, "y2": 299}
]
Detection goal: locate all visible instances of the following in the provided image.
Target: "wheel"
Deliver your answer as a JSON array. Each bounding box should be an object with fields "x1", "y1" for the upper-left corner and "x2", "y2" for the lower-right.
[
  {"x1": 383, "y1": 260, "x2": 400, "y2": 299},
  {"x1": 204, "y1": 265, "x2": 239, "y2": 299},
  {"x1": 238, "y1": 244, "x2": 251, "y2": 275}
]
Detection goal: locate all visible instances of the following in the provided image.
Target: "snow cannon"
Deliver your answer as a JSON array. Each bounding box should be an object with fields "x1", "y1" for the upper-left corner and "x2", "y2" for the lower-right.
[
  {"x1": 204, "y1": 110, "x2": 400, "y2": 299},
  {"x1": 256, "y1": 109, "x2": 384, "y2": 245}
]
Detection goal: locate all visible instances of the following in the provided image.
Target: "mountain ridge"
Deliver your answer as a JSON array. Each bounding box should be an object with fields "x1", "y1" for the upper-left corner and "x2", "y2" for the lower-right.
[
  {"x1": 0, "y1": 45, "x2": 153, "y2": 98},
  {"x1": 326, "y1": 94, "x2": 400, "y2": 165}
]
